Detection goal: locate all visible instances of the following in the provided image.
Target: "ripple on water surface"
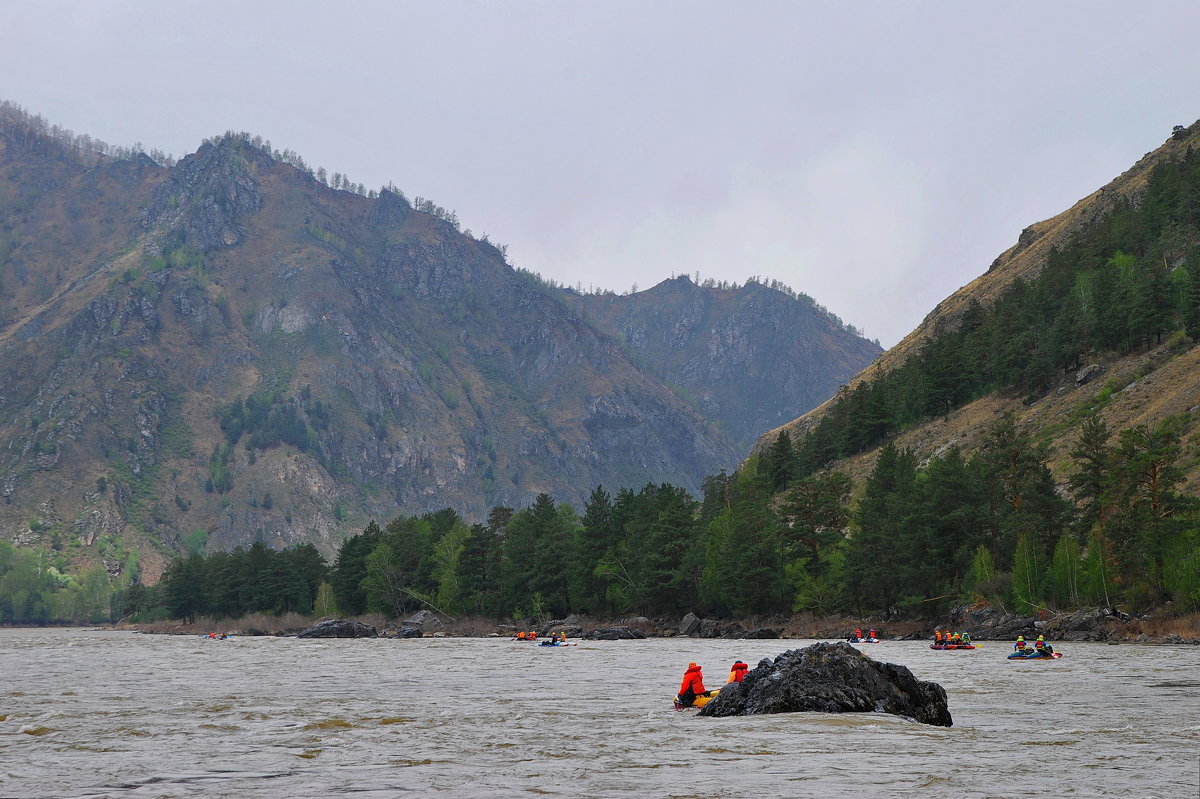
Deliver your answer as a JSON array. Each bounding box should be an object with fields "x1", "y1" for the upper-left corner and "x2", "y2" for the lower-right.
[{"x1": 1, "y1": 631, "x2": 1198, "y2": 799}]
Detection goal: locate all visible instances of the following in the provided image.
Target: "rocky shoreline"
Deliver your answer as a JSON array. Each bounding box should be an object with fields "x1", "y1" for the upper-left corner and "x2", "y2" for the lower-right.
[{"x1": 121, "y1": 604, "x2": 1200, "y2": 644}]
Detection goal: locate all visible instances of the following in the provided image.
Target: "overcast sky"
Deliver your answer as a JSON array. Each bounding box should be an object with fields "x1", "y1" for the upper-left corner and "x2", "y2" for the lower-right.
[{"x1": 4, "y1": 2, "x2": 1199, "y2": 346}]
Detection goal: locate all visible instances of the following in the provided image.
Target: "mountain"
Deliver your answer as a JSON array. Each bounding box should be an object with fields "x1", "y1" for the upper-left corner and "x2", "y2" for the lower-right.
[
  {"x1": 752, "y1": 120, "x2": 1200, "y2": 495},
  {"x1": 0, "y1": 103, "x2": 878, "y2": 579},
  {"x1": 571, "y1": 276, "x2": 881, "y2": 453}
]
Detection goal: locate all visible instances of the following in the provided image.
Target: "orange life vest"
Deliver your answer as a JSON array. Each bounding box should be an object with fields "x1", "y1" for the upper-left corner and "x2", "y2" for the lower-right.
[{"x1": 679, "y1": 664, "x2": 706, "y2": 695}]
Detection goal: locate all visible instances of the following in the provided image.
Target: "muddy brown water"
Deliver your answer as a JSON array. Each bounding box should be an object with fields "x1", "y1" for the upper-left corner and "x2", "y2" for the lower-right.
[{"x1": 1, "y1": 628, "x2": 1197, "y2": 798}]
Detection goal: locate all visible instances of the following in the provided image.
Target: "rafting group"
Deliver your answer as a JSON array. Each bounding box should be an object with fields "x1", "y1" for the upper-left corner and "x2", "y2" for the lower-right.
[
  {"x1": 514, "y1": 631, "x2": 573, "y2": 646},
  {"x1": 930, "y1": 629, "x2": 974, "y2": 649},
  {"x1": 847, "y1": 627, "x2": 879, "y2": 643},
  {"x1": 1007, "y1": 635, "x2": 1062, "y2": 659},
  {"x1": 673, "y1": 659, "x2": 749, "y2": 710}
]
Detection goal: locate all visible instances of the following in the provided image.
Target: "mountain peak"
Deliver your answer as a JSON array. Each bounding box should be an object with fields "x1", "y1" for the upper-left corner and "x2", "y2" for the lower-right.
[{"x1": 143, "y1": 135, "x2": 265, "y2": 251}]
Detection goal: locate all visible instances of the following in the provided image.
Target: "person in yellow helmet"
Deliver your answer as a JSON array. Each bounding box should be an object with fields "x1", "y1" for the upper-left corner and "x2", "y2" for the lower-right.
[{"x1": 1014, "y1": 635, "x2": 1028, "y2": 652}]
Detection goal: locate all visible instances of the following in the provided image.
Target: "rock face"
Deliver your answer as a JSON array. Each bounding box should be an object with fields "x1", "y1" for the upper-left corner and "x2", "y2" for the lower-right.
[
  {"x1": 574, "y1": 276, "x2": 881, "y2": 453},
  {"x1": 699, "y1": 641, "x2": 952, "y2": 727},
  {"x1": 584, "y1": 626, "x2": 647, "y2": 640},
  {"x1": 950, "y1": 604, "x2": 1129, "y2": 642},
  {"x1": 401, "y1": 610, "x2": 444, "y2": 633},
  {"x1": 679, "y1": 612, "x2": 703, "y2": 636},
  {"x1": 296, "y1": 618, "x2": 378, "y2": 638}
]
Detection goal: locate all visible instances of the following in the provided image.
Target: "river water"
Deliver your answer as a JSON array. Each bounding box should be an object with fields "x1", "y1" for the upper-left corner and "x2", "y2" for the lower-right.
[{"x1": 1, "y1": 628, "x2": 1197, "y2": 798}]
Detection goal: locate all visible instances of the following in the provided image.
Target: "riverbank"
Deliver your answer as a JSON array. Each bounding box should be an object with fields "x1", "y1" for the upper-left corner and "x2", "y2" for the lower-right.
[{"x1": 114, "y1": 605, "x2": 1200, "y2": 644}]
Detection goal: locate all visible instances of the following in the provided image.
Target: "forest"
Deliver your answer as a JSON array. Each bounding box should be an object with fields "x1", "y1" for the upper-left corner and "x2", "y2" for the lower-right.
[
  {"x1": 3, "y1": 135, "x2": 1200, "y2": 627},
  {"x1": 134, "y1": 404, "x2": 1198, "y2": 625},
  {"x1": 787, "y1": 143, "x2": 1200, "y2": 478}
]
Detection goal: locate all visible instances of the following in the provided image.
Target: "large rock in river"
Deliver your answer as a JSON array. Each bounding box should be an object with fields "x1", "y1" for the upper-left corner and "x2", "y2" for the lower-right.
[
  {"x1": 698, "y1": 641, "x2": 952, "y2": 727},
  {"x1": 296, "y1": 618, "x2": 378, "y2": 639}
]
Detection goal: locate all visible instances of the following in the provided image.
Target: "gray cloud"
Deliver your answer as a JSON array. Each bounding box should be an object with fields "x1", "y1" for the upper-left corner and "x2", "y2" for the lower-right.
[{"x1": 3, "y1": 1, "x2": 1199, "y2": 345}]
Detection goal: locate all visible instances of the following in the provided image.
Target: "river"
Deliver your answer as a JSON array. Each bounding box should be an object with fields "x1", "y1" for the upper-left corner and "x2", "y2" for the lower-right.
[{"x1": 1, "y1": 628, "x2": 1197, "y2": 798}]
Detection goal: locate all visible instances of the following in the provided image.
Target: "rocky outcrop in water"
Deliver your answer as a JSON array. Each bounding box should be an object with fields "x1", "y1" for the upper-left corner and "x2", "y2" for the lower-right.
[
  {"x1": 698, "y1": 641, "x2": 952, "y2": 727},
  {"x1": 296, "y1": 618, "x2": 378, "y2": 638}
]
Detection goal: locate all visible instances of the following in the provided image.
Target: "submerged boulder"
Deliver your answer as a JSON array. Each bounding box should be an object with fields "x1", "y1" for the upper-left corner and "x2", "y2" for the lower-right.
[
  {"x1": 698, "y1": 641, "x2": 951, "y2": 727},
  {"x1": 296, "y1": 618, "x2": 378, "y2": 639}
]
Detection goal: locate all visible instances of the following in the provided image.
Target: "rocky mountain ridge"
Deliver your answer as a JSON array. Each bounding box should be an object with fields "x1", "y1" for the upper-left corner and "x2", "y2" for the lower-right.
[{"x1": 0, "y1": 108, "x2": 878, "y2": 579}]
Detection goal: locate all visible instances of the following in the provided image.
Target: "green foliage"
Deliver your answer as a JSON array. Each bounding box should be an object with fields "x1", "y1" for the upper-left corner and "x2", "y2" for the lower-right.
[
  {"x1": 0, "y1": 542, "x2": 115, "y2": 624},
  {"x1": 1046, "y1": 533, "x2": 1084, "y2": 608},
  {"x1": 314, "y1": 581, "x2": 338, "y2": 617},
  {"x1": 217, "y1": 393, "x2": 315, "y2": 454},
  {"x1": 207, "y1": 443, "x2": 234, "y2": 493},
  {"x1": 783, "y1": 146, "x2": 1200, "y2": 481},
  {"x1": 1163, "y1": 531, "x2": 1200, "y2": 612},
  {"x1": 155, "y1": 542, "x2": 329, "y2": 621},
  {"x1": 964, "y1": 545, "x2": 1001, "y2": 603},
  {"x1": 1011, "y1": 533, "x2": 1047, "y2": 613},
  {"x1": 23, "y1": 389, "x2": 1199, "y2": 627},
  {"x1": 184, "y1": 529, "x2": 209, "y2": 556}
]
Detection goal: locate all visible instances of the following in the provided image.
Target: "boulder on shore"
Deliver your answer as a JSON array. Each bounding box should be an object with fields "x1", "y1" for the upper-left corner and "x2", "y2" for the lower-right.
[
  {"x1": 296, "y1": 619, "x2": 378, "y2": 639},
  {"x1": 950, "y1": 604, "x2": 1129, "y2": 642},
  {"x1": 585, "y1": 626, "x2": 646, "y2": 640},
  {"x1": 401, "y1": 610, "x2": 444, "y2": 633},
  {"x1": 728, "y1": 627, "x2": 781, "y2": 639},
  {"x1": 698, "y1": 641, "x2": 952, "y2": 727}
]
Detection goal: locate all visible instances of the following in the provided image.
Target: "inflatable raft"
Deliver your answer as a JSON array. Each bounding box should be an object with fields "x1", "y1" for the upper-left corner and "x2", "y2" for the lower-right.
[
  {"x1": 1007, "y1": 650, "x2": 1063, "y2": 659},
  {"x1": 673, "y1": 689, "x2": 720, "y2": 710}
]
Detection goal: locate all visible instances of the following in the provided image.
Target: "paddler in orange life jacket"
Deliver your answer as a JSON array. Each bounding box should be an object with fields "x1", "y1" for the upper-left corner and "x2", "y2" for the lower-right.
[
  {"x1": 676, "y1": 662, "x2": 709, "y2": 708},
  {"x1": 516, "y1": 631, "x2": 527, "y2": 640},
  {"x1": 868, "y1": 628, "x2": 877, "y2": 641},
  {"x1": 933, "y1": 630, "x2": 943, "y2": 645},
  {"x1": 728, "y1": 660, "x2": 749, "y2": 683},
  {"x1": 853, "y1": 628, "x2": 863, "y2": 641}
]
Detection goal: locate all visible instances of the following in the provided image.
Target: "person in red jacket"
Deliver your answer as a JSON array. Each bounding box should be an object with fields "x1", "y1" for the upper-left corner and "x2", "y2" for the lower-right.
[
  {"x1": 675, "y1": 662, "x2": 708, "y2": 707},
  {"x1": 727, "y1": 660, "x2": 749, "y2": 683}
]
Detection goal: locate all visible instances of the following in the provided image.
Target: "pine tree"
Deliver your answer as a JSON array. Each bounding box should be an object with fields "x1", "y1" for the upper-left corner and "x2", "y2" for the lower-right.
[
  {"x1": 574, "y1": 486, "x2": 615, "y2": 612},
  {"x1": 763, "y1": 431, "x2": 799, "y2": 492},
  {"x1": 846, "y1": 442, "x2": 918, "y2": 613},
  {"x1": 331, "y1": 521, "x2": 381, "y2": 615}
]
